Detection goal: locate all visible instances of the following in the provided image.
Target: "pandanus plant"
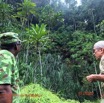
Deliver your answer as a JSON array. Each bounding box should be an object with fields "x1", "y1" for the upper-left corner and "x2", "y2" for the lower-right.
[{"x1": 26, "y1": 23, "x2": 48, "y2": 82}]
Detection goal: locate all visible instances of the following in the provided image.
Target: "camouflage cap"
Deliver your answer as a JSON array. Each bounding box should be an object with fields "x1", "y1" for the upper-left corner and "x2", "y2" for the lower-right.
[{"x1": 0, "y1": 32, "x2": 21, "y2": 44}]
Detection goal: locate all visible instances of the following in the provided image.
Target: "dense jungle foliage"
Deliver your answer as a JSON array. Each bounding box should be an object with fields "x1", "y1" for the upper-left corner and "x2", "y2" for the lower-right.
[{"x1": 1, "y1": 0, "x2": 104, "y2": 102}]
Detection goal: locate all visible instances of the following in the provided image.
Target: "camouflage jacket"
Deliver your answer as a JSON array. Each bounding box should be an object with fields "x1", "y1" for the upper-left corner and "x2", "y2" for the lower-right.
[{"x1": 0, "y1": 50, "x2": 20, "y2": 94}]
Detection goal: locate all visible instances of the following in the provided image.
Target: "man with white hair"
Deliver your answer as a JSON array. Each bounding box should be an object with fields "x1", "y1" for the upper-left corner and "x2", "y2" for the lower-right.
[{"x1": 86, "y1": 41, "x2": 104, "y2": 103}]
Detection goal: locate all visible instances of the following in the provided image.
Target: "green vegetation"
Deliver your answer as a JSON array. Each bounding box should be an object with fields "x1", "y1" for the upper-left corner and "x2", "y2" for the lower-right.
[
  {"x1": 1, "y1": 0, "x2": 104, "y2": 102},
  {"x1": 20, "y1": 83, "x2": 80, "y2": 103}
]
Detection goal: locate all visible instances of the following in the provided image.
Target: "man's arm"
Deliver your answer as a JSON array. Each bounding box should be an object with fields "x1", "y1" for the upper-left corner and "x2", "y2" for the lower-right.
[
  {"x1": 86, "y1": 74, "x2": 104, "y2": 82},
  {"x1": 0, "y1": 84, "x2": 12, "y2": 103}
]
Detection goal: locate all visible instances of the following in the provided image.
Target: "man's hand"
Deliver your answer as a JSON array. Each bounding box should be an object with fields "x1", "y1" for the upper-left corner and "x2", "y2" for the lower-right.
[{"x1": 86, "y1": 74, "x2": 97, "y2": 82}]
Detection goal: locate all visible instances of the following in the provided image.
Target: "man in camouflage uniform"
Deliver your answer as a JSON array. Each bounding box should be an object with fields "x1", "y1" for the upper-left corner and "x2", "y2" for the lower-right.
[
  {"x1": 86, "y1": 41, "x2": 104, "y2": 103},
  {"x1": 0, "y1": 32, "x2": 21, "y2": 103}
]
